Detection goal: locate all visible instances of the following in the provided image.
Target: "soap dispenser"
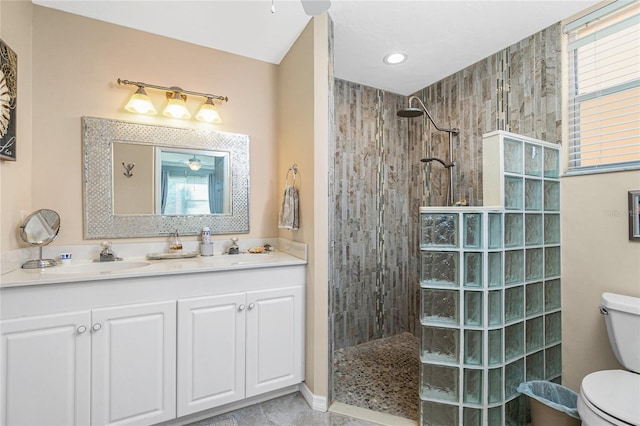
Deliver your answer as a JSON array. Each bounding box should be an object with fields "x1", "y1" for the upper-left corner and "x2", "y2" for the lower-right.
[{"x1": 169, "y1": 229, "x2": 183, "y2": 252}]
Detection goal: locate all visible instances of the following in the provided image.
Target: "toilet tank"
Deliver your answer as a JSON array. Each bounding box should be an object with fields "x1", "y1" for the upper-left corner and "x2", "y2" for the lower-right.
[{"x1": 601, "y1": 292, "x2": 640, "y2": 373}]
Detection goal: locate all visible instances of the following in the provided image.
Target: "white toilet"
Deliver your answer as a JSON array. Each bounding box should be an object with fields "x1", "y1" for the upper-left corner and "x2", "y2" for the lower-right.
[{"x1": 577, "y1": 292, "x2": 640, "y2": 425}]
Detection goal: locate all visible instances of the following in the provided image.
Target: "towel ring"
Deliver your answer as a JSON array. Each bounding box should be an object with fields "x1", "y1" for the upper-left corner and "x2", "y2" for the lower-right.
[{"x1": 285, "y1": 164, "x2": 298, "y2": 187}]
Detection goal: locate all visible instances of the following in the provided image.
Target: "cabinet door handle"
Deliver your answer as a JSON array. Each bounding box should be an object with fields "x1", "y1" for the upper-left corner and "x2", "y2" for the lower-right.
[
  {"x1": 77, "y1": 326, "x2": 87, "y2": 334},
  {"x1": 248, "y1": 303, "x2": 255, "y2": 310},
  {"x1": 92, "y1": 323, "x2": 102, "y2": 332},
  {"x1": 238, "y1": 304, "x2": 246, "y2": 311}
]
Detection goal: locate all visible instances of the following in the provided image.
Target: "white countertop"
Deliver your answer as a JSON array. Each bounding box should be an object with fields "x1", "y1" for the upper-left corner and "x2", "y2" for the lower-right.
[{"x1": 1, "y1": 245, "x2": 306, "y2": 289}]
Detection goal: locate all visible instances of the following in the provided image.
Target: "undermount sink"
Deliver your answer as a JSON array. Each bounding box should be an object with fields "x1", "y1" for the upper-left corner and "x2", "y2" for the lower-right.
[{"x1": 47, "y1": 261, "x2": 151, "y2": 274}]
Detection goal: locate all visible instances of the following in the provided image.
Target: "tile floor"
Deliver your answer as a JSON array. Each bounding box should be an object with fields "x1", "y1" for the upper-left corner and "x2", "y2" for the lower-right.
[
  {"x1": 186, "y1": 392, "x2": 378, "y2": 426},
  {"x1": 333, "y1": 332, "x2": 420, "y2": 420},
  {"x1": 188, "y1": 332, "x2": 420, "y2": 426}
]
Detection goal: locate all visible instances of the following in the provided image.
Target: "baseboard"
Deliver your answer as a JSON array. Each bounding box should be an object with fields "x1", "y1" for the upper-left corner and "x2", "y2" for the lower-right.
[{"x1": 299, "y1": 382, "x2": 328, "y2": 412}]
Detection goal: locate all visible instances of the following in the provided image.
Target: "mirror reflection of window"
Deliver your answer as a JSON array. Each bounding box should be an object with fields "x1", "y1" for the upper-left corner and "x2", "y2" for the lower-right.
[
  {"x1": 163, "y1": 174, "x2": 213, "y2": 215},
  {"x1": 156, "y1": 148, "x2": 230, "y2": 215}
]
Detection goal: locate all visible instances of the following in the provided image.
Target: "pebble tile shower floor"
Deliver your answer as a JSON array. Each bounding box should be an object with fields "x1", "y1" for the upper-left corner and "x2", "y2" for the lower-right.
[{"x1": 333, "y1": 332, "x2": 420, "y2": 420}]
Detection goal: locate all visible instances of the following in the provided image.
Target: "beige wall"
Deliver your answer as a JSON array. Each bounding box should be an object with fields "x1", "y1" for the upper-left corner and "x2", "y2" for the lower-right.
[
  {"x1": 276, "y1": 16, "x2": 330, "y2": 399},
  {"x1": 0, "y1": 0, "x2": 33, "y2": 252},
  {"x1": 22, "y1": 6, "x2": 279, "y2": 246},
  {"x1": 561, "y1": 169, "x2": 640, "y2": 391}
]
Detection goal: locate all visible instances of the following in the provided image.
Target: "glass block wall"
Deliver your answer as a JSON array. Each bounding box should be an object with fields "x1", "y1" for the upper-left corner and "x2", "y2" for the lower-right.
[{"x1": 419, "y1": 132, "x2": 561, "y2": 425}]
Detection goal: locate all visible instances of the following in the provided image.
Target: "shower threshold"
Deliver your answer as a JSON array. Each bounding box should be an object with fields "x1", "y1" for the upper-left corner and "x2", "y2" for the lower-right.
[{"x1": 329, "y1": 401, "x2": 417, "y2": 426}]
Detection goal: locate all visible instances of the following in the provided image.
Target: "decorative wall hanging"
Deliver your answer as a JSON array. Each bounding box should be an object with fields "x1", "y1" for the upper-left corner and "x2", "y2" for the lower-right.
[
  {"x1": 122, "y1": 162, "x2": 135, "y2": 178},
  {"x1": 0, "y1": 39, "x2": 17, "y2": 161}
]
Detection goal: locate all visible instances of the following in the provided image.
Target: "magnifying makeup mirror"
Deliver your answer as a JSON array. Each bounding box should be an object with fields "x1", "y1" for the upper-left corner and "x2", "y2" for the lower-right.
[{"x1": 20, "y1": 209, "x2": 61, "y2": 269}]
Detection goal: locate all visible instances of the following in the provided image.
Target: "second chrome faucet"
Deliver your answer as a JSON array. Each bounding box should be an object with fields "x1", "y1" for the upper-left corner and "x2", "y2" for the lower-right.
[{"x1": 98, "y1": 241, "x2": 122, "y2": 262}]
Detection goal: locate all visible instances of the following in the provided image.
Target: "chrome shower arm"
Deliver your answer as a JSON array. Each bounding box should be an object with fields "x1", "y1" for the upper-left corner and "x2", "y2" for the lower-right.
[
  {"x1": 421, "y1": 157, "x2": 455, "y2": 168},
  {"x1": 407, "y1": 96, "x2": 459, "y2": 135}
]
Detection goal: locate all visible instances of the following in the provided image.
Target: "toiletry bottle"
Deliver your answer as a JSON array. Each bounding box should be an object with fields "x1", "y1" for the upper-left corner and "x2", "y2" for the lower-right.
[
  {"x1": 169, "y1": 229, "x2": 183, "y2": 252},
  {"x1": 200, "y1": 227, "x2": 214, "y2": 256},
  {"x1": 202, "y1": 227, "x2": 211, "y2": 244}
]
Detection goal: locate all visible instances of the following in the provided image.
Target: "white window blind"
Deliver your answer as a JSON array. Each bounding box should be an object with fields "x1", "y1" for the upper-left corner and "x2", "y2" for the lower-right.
[{"x1": 565, "y1": 0, "x2": 640, "y2": 174}]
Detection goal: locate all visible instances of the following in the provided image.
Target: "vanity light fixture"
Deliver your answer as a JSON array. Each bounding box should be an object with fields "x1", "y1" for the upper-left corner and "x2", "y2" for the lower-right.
[
  {"x1": 118, "y1": 78, "x2": 228, "y2": 123},
  {"x1": 188, "y1": 156, "x2": 202, "y2": 171}
]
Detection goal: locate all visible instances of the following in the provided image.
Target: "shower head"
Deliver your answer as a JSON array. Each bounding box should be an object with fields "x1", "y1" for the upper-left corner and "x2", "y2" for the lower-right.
[
  {"x1": 397, "y1": 96, "x2": 427, "y2": 119},
  {"x1": 397, "y1": 96, "x2": 426, "y2": 118},
  {"x1": 397, "y1": 107, "x2": 424, "y2": 118},
  {"x1": 397, "y1": 96, "x2": 460, "y2": 135}
]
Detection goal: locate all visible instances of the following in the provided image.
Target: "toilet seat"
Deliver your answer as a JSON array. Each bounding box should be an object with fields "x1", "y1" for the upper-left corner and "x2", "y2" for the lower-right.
[
  {"x1": 580, "y1": 370, "x2": 640, "y2": 425},
  {"x1": 579, "y1": 391, "x2": 630, "y2": 425}
]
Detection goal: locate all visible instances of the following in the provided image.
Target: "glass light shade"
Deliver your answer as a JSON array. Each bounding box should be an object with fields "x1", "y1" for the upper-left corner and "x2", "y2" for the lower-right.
[
  {"x1": 188, "y1": 157, "x2": 202, "y2": 171},
  {"x1": 196, "y1": 98, "x2": 222, "y2": 124},
  {"x1": 124, "y1": 87, "x2": 157, "y2": 115},
  {"x1": 163, "y1": 93, "x2": 191, "y2": 119}
]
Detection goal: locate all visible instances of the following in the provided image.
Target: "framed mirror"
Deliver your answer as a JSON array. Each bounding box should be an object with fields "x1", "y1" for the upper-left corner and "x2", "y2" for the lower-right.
[
  {"x1": 629, "y1": 190, "x2": 640, "y2": 241},
  {"x1": 83, "y1": 117, "x2": 249, "y2": 238}
]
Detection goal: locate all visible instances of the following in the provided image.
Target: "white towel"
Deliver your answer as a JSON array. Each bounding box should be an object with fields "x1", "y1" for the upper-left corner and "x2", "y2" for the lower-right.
[{"x1": 278, "y1": 184, "x2": 299, "y2": 230}]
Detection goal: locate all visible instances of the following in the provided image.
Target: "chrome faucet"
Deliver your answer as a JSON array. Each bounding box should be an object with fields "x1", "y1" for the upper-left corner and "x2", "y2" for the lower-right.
[{"x1": 98, "y1": 241, "x2": 122, "y2": 262}]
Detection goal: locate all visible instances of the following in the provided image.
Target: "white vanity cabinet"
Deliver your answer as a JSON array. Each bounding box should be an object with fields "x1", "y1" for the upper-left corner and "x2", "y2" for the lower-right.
[
  {"x1": 245, "y1": 286, "x2": 303, "y2": 397},
  {"x1": 0, "y1": 258, "x2": 306, "y2": 426},
  {"x1": 90, "y1": 301, "x2": 176, "y2": 426},
  {"x1": 0, "y1": 301, "x2": 176, "y2": 426},
  {"x1": 0, "y1": 311, "x2": 91, "y2": 426},
  {"x1": 176, "y1": 286, "x2": 303, "y2": 417},
  {"x1": 177, "y1": 292, "x2": 246, "y2": 416}
]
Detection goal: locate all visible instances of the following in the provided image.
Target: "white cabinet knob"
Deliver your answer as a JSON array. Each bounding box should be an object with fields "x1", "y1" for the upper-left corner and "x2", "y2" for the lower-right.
[
  {"x1": 92, "y1": 323, "x2": 102, "y2": 332},
  {"x1": 77, "y1": 326, "x2": 87, "y2": 334},
  {"x1": 238, "y1": 304, "x2": 246, "y2": 311},
  {"x1": 248, "y1": 303, "x2": 255, "y2": 310}
]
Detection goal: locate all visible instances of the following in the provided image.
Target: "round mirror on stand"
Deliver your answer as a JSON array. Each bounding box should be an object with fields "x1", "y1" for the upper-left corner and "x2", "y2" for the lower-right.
[{"x1": 20, "y1": 209, "x2": 61, "y2": 269}]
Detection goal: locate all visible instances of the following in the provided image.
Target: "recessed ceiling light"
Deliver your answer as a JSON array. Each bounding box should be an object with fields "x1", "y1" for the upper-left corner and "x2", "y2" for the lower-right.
[{"x1": 383, "y1": 52, "x2": 407, "y2": 65}]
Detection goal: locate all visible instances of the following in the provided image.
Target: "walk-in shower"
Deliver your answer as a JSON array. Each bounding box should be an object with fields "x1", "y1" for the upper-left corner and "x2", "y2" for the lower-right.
[{"x1": 398, "y1": 96, "x2": 460, "y2": 206}]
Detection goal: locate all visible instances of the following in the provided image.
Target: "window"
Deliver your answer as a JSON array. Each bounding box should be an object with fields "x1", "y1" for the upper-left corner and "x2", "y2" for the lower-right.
[{"x1": 565, "y1": 1, "x2": 640, "y2": 173}]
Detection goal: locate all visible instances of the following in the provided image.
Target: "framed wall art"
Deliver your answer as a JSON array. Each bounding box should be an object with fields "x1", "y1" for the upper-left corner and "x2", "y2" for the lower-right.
[{"x1": 0, "y1": 39, "x2": 17, "y2": 161}]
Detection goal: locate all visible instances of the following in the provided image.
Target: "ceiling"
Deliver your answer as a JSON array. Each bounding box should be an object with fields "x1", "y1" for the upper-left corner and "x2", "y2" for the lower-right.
[{"x1": 32, "y1": 0, "x2": 601, "y2": 96}]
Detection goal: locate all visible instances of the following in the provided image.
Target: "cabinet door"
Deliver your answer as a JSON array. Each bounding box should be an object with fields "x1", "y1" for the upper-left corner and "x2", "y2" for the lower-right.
[
  {"x1": 246, "y1": 286, "x2": 303, "y2": 397},
  {"x1": 0, "y1": 311, "x2": 91, "y2": 426},
  {"x1": 177, "y1": 293, "x2": 246, "y2": 417},
  {"x1": 91, "y1": 301, "x2": 176, "y2": 426}
]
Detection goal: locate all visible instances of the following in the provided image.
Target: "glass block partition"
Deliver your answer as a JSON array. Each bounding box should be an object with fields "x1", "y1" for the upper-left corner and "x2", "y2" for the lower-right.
[{"x1": 419, "y1": 132, "x2": 561, "y2": 425}]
